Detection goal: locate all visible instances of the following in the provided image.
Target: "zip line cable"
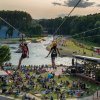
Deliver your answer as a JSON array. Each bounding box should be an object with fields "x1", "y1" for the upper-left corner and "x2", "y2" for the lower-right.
[
  {"x1": 53, "y1": 0, "x2": 82, "y2": 37},
  {"x1": 0, "y1": 16, "x2": 25, "y2": 41},
  {"x1": 75, "y1": 34, "x2": 100, "y2": 39},
  {"x1": 0, "y1": 17, "x2": 22, "y2": 34},
  {"x1": 71, "y1": 26, "x2": 100, "y2": 38}
]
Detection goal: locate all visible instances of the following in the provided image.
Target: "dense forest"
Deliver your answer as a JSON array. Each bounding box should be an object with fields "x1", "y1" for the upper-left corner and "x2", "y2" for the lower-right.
[
  {"x1": 0, "y1": 11, "x2": 32, "y2": 31},
  {"x1": 0, "y1": 10, "x2": 100, "y2": 44},
  {"x1": 39, "y1": 13, "x2": 100, "y2": 44},
  {"x1": 0, "y1": 10, "x2": 43, "y2": 37}
]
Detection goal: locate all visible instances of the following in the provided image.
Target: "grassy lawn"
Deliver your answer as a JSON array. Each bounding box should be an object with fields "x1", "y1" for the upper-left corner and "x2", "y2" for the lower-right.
[{"x1": 53, "y1": 38, "x2": 100, "y2": 58}]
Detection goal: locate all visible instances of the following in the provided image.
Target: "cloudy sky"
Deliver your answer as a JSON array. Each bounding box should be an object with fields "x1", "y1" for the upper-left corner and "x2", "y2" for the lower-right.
[{"x1": 0, "y1": 0, "x2": 99, "y2": 19}]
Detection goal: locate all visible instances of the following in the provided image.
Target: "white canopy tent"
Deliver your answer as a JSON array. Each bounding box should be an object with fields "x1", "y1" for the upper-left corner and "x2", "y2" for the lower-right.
[
  {"x1": 0, "y1": 70, "x2": 8, "y2": 76},
  {"x1": 73, "y1": 55, "x2": 100, "y2": 64}
]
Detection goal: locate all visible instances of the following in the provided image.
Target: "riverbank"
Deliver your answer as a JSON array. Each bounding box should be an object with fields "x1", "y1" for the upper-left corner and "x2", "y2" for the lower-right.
[
  {"x1": 0, "y1": 37, "x2": 46, "y2": 44},
  {"x1": 46, "y1": 38, "x2": 100, "y2": 58}
]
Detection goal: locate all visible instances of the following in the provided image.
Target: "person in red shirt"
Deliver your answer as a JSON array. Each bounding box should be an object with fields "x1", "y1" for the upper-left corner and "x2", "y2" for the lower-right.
[{"x1": 17, "y1": 43, "x2": 29, "y2": 70}]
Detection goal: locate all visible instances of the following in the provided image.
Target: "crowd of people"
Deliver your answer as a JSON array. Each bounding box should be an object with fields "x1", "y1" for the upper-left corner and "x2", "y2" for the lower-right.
[
  {"x1": 0, "y1": 38, "x2": 93, "y2": 99},
  {"x1": 0, "y1": 64, "x2": 89, "y2": 100}
]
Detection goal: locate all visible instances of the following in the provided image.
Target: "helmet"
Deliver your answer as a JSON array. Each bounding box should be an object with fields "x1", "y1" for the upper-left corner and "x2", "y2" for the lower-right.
[
  {"x1": 23, "y1": 42, "x2": 27, "y2": 46},
  {"x1": 52, "y1": 42, "x2": 57, "y2": 47}
]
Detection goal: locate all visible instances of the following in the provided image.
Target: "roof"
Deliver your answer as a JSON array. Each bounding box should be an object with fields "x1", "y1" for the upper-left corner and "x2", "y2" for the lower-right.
[{"x1": 73, "y1": 55, "x2": 100, "y2": 64}]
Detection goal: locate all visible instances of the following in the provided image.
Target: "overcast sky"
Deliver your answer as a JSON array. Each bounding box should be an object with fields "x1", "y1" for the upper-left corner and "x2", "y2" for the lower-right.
[{"x1": 0, "y1": 0, "x2": 99, "y2": 19}]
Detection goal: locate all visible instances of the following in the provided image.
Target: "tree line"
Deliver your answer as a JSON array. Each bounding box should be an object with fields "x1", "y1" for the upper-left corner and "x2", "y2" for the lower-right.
[
  {"x1": 0, "y1": 11, "x2": 100, "y2": 44},
  {"x1": 0, "y1": 10, "x2": 43, "y2": 37},
  {"x1": 39, "y1": 13, "x2": 100, "y2": 44}
]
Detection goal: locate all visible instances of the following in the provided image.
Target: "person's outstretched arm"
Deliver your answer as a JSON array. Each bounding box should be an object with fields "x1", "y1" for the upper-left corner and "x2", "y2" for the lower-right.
[{"x1": 46, "y1": 48, "x2": 52, "y2": 58}]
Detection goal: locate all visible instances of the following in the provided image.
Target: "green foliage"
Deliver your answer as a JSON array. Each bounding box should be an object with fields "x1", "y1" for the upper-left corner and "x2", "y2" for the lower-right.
[
  {"x1": 0, "y1": 11, "x2": 100, "y2": 44},
  {"x1": 95, "y1": 21, "x2": 100, "y2": 27},
  {"x1": 28, "y1": 24, "x2": 43, "y2": 37},
  {"x1": 39, "y1": 13, "x2": 100, "y2": 44},
  {"x1": 6, "y1": 27, "x2": 13, "y2": 38},
  {"x1": 0, "y1": 45, "x2": 11, "y2": 66},
  {"x1": 0, "y1": 10, "x2": 32, "y2": 32},
  {"x1": 0, "y1": 10, "x2": 44, "y2": 37}
]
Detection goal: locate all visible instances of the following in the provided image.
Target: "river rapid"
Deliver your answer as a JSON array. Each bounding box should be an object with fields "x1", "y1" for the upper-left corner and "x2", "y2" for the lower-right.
[{"x1": 8, "y1": 37, "x2": 72, "y2": 66}]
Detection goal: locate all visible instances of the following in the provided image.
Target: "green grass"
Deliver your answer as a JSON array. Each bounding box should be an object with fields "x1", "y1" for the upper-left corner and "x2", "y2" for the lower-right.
[{"x1": 55, "y1": 38, "x2": 100, "y2": 58}]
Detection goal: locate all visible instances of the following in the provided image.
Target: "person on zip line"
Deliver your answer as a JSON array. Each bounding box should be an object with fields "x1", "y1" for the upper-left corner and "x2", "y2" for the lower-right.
[
  {"x1": 17, "y1": 42, "x2": 29, "y2": 70},
  {"x1": 46, "y1": 42, "x2": 60, "y2": 68}
]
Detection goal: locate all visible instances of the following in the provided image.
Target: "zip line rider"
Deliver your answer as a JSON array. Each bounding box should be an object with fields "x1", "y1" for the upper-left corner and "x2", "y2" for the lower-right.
[
  {"x1": 46, "y1": 42, "x2": 60, "y2": 68},
  {"x1": 17, "y1": 42, "x2": 29, "y2": 70}
]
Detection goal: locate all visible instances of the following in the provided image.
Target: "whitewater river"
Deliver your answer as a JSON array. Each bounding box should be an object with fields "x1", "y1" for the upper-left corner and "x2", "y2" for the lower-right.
[{"x1": 9, "y1": 37, "x2": 72, "y2": 66}]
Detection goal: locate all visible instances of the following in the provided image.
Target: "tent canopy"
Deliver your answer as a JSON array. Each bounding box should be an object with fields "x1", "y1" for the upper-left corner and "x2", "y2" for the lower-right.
[
  {"x1": 0, "y1": 70, "x2": 8, "y2": 76},
  {"x1": 73, "y1": 55, "x2": 100, "y2": 64}
]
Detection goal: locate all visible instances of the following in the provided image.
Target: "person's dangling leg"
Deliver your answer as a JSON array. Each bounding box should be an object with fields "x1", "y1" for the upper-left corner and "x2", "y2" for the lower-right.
[
  {"x1": 53, "y1": 58, "x2": 57, "y2": 69},
  {"x1": 17, "y1": 53, "x2": 27, "y2": 70},
  {"x1": 53, "y1": 58, "x2": 56, "y2": 68},
  {"x1": 17, "y1": 57, "x2": 23, "y2": 70},
  {"x1": 51, "y1": 57, "x2": 56, "y2": 69},
  {"x1": 51, "y1": 58, "x2": 54, "y2": 69}
]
